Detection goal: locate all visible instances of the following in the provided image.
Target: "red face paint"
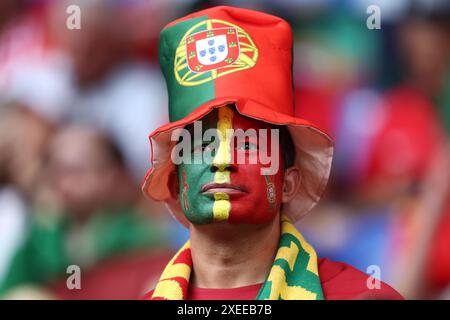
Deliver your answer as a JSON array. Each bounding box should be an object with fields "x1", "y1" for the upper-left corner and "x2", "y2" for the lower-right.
[{"x1": 225, "y1": 110, "x2": 284, "y2": 224}]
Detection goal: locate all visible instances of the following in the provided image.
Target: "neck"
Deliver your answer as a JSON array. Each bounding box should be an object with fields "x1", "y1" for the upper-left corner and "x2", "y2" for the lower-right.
[{"x1": 189, "y1": 214, "x2": 280, "y2": 289}]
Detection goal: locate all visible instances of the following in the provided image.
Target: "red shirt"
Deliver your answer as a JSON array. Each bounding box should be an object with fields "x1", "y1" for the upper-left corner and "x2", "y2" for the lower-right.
[
  {"x1": 188, "y1": 283, "x2": 262, "y2": 300},
  {"x1": 143, "y1": 258, "x2": 403, "y2": 300}
]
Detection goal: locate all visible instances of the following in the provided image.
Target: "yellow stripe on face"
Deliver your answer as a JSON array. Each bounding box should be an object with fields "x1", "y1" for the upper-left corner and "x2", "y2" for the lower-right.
[
  {"x1": 212, "y1": 107, "x2": 233, "y2": 221},
  {"x1": 213, "y1": 192, "x2": 231, "y2": 221},
  {"x1": 213, "y1": 106, "x2": 233, "y2": 173}
]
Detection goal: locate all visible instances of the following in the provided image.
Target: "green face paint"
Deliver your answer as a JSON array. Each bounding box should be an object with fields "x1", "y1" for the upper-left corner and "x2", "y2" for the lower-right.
[{"x1": 177, "y1": 111, "x2": 218, "y2": 224}]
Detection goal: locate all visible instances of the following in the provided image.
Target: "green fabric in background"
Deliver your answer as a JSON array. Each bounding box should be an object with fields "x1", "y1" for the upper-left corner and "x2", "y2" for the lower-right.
[{"x1": 0, "y1": 207, "x2": 167, "y2": 296}]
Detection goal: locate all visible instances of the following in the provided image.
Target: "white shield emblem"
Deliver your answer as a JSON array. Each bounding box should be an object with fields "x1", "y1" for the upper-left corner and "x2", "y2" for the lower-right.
[{"x1": 195, "y1": 35, "x2": 228, "y2": 66}]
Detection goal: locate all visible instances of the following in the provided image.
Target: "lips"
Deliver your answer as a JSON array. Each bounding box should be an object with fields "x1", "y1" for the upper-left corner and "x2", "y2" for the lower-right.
[{"x1": 201, "y1": 182, "x2": 247, "y2": 195}]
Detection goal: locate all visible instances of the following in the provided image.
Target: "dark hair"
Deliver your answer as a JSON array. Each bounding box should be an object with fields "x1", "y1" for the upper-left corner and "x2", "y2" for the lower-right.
[{"x1": 276, "y1": 125, "x2": 296, "y2": 170}]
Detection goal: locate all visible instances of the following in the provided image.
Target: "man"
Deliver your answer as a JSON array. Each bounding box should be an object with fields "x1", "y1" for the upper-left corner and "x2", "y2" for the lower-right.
[{"x1": 142, "y1": 6, "x2": 402, "y2": 300}]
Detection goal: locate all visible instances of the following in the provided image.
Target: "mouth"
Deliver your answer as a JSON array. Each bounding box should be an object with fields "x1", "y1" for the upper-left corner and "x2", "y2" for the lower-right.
[{"x1": 201, "y1": 183, "x2": 247, "y2": 196}]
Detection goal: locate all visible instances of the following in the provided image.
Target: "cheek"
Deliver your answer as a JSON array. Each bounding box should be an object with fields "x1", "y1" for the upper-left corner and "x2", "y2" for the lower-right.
[
  {"x1": 228, "y1": 161, "x2": 284, "y2": 224},
  {"x1": 178, "y1": 164, "x2": 216, "y2": 224},
  {"x1": 179, "y1": 167, "x2": 191, "y2": 212}
]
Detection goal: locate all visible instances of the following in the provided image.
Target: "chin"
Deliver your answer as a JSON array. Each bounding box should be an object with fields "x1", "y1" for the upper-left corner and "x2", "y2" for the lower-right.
[{"x1": 227, "y1": 211, "x2": 279, "y2": 225}]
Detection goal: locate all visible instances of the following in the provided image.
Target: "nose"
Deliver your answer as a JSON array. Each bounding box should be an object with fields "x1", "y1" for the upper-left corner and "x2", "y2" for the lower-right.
[
  {"x1": 211, "y1": 106, "x2": 235, "y2": 173},
  {"x1": 211, "y1": 161, "x2": 234, "y2": 172},
  {"x1": 211, "y1": 145, "x2": 236, "y2": 172},
  {"x1": 211, "y1": 155, "x2": 236, "y2": 185}
]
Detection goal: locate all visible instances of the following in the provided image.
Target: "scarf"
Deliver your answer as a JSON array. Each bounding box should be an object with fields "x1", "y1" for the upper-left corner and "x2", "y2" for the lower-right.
[{"x1": 149, "y1": 215, "x2": 324, "y2": 300}]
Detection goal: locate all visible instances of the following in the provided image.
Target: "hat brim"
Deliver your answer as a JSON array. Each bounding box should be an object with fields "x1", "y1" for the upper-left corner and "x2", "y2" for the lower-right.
[{"x1": 142, "y1": 97, "x2": 334, "y2": 227}]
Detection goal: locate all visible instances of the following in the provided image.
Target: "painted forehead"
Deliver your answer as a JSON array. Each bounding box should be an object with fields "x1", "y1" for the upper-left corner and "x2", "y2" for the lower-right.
[{"x1": 185, "y1": 106, "x2": 274, "y2": 132}]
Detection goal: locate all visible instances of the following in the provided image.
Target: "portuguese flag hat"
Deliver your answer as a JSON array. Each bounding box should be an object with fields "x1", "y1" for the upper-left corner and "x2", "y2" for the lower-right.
[{"x1": 143, "y1": 6, "x2": 334, "y2": 225}]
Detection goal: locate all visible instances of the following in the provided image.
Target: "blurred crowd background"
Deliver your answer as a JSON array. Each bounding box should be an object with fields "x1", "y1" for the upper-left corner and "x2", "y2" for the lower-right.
[{"x1": 0, "y1": 0, "x2": 449, "y2": 300}]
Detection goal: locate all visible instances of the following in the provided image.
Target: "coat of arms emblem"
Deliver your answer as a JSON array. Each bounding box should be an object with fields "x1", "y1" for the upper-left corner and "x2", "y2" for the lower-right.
[
  {"x1": 175, "y1": 19, "x2": 258, "y2": 86},
  {"x1": 186, "y1": 28, "x2": 240, "y2": 73}
]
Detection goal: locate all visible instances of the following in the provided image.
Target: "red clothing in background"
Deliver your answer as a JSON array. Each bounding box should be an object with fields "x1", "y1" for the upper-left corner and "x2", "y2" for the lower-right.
[
  {"x1": 143, "y1": 258, "x2": 403, "y2": 300},
  {"x1": 318, "y1": 258, "x2": 402, "y2": 300},
  {"x1": 427, "y1": 202, "x2": 450, "y2": 294}
]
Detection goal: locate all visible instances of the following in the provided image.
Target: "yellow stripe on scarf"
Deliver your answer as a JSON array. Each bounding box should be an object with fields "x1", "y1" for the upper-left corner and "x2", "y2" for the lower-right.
[
  {"x1": 152, "y1": 279, "x2": 185, "y2": 300},
  {"x1": 261, "y1": 216, "x2": 320, "y2": 300},
  {"x1": 266, "y1": 266, "x2": 318, "y2": 300},
  {"x1": 280, "y1": 216, "x2": 319, "y2": 276},
  {"x1": 152, "y1": 241, "x2": 191, "y2": 300}
]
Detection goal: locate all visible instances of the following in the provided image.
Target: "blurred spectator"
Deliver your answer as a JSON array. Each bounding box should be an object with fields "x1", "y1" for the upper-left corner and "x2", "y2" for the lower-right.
[
  {"x1": 0, "y1": 106, "x2": 55, "y2": 284},
  {"x1": 0, "y1": 106, "x2": 55, "y2": 196},
  {"x1": 46, "y1": 0, "x2": 170, "y2": 181},
  {"x1": 0, "y1": 126, "x2": 169, "y2": 298},
  {"x1": 0, "y1": 0, "x2": 171, "y2": 182},
  {"x1": 0, "y1": 0, "x2": 26, "y2": 32},
  {"x1": 397, "y1": 9, "x2": 450, "y2": 101},
  {"x1": 293, "y1": 9, "x2": 383, "y2": 137},
  {"x1": 0, "y1": 0, "x2": 70, "y2": 122},
  {"x1": 394, "y1": 1, "x2": 450, "y2": 136},
  {"x1": 299, "y1": 2, "x2": 450, "y2": 299},
  {"x1": 300, "y1": 88, "x2": 447, "y2": 294}
]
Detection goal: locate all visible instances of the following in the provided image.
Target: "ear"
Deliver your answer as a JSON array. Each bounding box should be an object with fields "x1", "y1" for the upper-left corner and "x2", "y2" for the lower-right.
[{"x1": 282, "y1": 166, "x2": 301, "y2": 204}]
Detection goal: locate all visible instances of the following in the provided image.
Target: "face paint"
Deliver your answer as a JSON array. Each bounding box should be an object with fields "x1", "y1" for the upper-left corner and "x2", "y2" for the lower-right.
[
  {"x1": 177, "y1": 111, "x2": 218, "y2": 224},
  {"x1": 264, "y1": 175, "x2": 276, "y2": 210},
  {"x1": 181, "y1": 169, "x2": 190, "y2": 211},
  {"x1": 225, "y1": 113, "x2": 284, "y2": 224},
  {"x1": 211, "y1": 107, "x2": 233, "y2": 221},
  {"x1": 177, "y1": 106, "x2": 285, "y2": 225}
]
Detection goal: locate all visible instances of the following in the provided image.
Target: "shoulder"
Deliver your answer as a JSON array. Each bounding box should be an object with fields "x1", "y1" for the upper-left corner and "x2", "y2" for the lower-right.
[{"x1": 318, "y1": 258, "x2": 404, "y2": 300}]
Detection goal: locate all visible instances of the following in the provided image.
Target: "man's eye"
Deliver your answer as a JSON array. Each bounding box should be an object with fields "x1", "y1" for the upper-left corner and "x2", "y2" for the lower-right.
[
  {"x1": 193, "y1": 142, "x2": 212, "y2": 153},
  {"x1": 237, "y1": 142, "x2": 258, "y2": 151}
]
